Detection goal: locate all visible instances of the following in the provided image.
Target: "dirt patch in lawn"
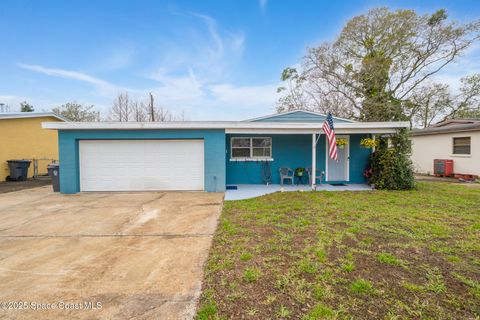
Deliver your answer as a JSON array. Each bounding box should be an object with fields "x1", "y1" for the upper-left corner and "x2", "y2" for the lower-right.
[{"x1": 197, "y1": 182, "x2": 480, "y2": 319}]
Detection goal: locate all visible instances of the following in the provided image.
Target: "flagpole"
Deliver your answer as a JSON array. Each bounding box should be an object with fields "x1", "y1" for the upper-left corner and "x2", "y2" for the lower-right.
[{"x1": 312, "y1": 133, "x2": 316, "y2": 190}]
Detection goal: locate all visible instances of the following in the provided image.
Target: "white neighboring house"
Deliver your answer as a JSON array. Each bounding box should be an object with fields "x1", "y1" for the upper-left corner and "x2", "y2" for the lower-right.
[{"x1": 410, "y1": 119, "x2": 480, "y2": 176}]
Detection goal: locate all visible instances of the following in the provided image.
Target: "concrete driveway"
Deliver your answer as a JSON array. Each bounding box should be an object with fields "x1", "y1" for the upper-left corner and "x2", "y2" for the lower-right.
[{"x1": 0, "y1": 187, "x2": 224, "y2": 320}]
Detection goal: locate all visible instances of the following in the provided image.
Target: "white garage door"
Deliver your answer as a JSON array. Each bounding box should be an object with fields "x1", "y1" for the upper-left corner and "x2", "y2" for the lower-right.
[{"x1": 79, "y1": 140, "x2": 204, "y2": 191}]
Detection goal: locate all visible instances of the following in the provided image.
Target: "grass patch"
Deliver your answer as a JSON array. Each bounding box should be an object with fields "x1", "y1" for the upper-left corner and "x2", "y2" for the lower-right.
[
  {"x1": 297, "y1": 257, "x2": 318, "y2": 274},
  {"x1": 196, "y1": 301, "x2": 217, "y2": 320},
  {"x1": 341, "y1": 261, "x2": 355, "y2": 272},
  {"x1": 243, "y1": 267, "x2": 261, "y2": 283},
  {"x1": 197, "y1": 182, "x2": 480, "y2": 319},
  {"x1": 453, "y1": 272, "x2": 480, "y2": 298},
  {"x1": 377, "y1": 252, "x2": 405, "y2": 266},
  {"x1": 350, "y1": 278, "x2": 374, "y2": 295},
  {"x1": 276, "y1": 305, "x2": 291, "y2": 318},
  {"x1": 303, "y1": 303, "x2": 335, "y2": 319},
  {"x1": 239, "y1": 252, "x2": 252, "y2": 261},
  {"x1": 425, "y1": 268, "x2": 446, "y2": 293}
]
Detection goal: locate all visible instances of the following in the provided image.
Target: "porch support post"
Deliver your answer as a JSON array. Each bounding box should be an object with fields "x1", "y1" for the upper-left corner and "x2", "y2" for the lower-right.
[
  {"x1": 372, "y1": 134, "x2": 376, "y2": 153},
  {"x1": 312, "y1": 133, "x2": 316, "y2": 190}
]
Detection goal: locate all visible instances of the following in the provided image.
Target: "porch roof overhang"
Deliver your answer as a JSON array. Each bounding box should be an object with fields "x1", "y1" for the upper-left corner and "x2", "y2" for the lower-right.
[{"x1": 42, "y1": 121, "x2": 409, "y2": 134}]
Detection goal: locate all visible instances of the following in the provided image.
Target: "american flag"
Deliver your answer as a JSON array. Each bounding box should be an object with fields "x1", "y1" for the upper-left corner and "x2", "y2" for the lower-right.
[{"x1": 322, "y1": 112, "x2": 338, "y2": 161}]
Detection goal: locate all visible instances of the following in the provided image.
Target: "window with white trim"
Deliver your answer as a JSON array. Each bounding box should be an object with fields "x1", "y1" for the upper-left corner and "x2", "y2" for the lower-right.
[
  {"x1": 452, "y1": 137, "x2": 471, "y2": 155},
  {"x1": 231, "y1": 137, "x2": 272, "y2": 159}
]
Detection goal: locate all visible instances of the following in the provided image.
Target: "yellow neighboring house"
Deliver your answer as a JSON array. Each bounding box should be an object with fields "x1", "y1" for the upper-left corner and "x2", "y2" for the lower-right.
[{"x1": 0, "y1": 113, "x2": 66, "y2": 181}]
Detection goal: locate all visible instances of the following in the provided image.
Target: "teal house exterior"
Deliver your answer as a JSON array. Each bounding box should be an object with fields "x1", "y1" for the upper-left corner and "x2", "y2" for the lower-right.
[{"x1": 42, "y1": 110, "x2": 408, "y2": 194}]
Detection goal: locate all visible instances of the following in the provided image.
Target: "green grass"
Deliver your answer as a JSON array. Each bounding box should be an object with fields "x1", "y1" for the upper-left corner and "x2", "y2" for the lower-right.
[
  {"x1": 239, "y1": 252, "x2": 253, "y2": 261},
  {"x1": 424, "y1": 267, "x2": 446, "y2": 293},
  {"x1": 297, "y1": 257, "x2": 318, "y2": 274},
  {"x1": 350, "y1": 278, "x2": 374, "y2": 294},
  {"x1": 276, "y1": 305, "x2": 291, "y2": 318},
  {"x1": 453, "y1": 272, "x2": 480, "y2": 299},
  {"x1": 302, "y1": 303, "x2": 335, "y2": 320},
  {"x1": 197, "y1": 182, "x2": 480, "y2": 319},
  {"x1": 197, "y1": 301, "x2": 217, "y2": 320},
  {"x1": 243, "y1": 267, "x2": 261, "y2": 283},
  {"x1": 377, "y1": 252, "x2": 404, "y2": 266},
  {"x1": 341, "y1": 261, "x2": 355, "y2": 272}
]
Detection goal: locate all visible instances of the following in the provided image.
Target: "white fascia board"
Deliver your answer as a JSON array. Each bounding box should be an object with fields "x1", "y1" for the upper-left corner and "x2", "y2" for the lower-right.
[
  {"x1": 1, "y1": 113, "x2": 67, "y2": 121},
  {"x1": 42, "y1": 121, "x2": 232, "y2": 130},
  {"x1": 42, "y1": 121, "x2": 409, "y2": 131},
  {"x1": 225, "y1": 128, "x2": 400, "y2": 134}
]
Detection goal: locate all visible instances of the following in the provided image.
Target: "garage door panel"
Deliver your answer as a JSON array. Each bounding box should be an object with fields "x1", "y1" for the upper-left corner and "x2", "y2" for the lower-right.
[{"x1": 79, "y1": 140, "x2": 204, "y2": 191}]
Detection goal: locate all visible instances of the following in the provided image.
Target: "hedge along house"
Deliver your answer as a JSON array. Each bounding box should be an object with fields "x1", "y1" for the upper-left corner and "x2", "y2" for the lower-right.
[{"x1": 42, "y1": 110, "x2": 408, "y2": 194}]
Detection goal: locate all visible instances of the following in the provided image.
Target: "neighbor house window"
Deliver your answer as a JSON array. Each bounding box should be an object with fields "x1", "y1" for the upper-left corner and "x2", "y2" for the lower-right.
[
  {"x1": 231, "y1": 137, "x2": 272, "y2": 159},
  {"x1": 452, "y1": 137, "x2": 471, "y2": 155}
]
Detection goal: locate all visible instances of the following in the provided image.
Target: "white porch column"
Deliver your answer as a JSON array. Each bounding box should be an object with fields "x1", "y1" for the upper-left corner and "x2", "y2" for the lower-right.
[
  {"x1": 312, "y1": 133, "x2": 316, "y2": 190},
  {"x1": 372, "y1": 134, "x2": 376, "y2": 153}
]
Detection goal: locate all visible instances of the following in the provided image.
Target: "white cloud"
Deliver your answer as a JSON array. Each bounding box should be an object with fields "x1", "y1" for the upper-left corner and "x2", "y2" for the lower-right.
[
  {"x1": 17, "y1": 63, "x2": 122, "y2": 95},
  {"x1": 259, "y1": 0, "x2": 268, "y2": 12},
  {"x1": 103, "y1": 46, "x2": 134, "y2": 71},
  {"x1": 17, "y1": 61, "x2": 279, "y2": 120},
  {"x1": 137, "y1": 12, "x2": 276, "y2": 119},
  {"x1": 144, "y1": 71, "x2": 278, "y2": 120},
  {"x1": 15, "y1": 12, "x2": 278, "y2": 120},
  {"x1": 149, "y1": 12, "x2": 245, "y2": 82},
  {"x1": 209, "y1": 83, "x2": 277, "y2": 107},
  {"x1": 191, "y1": 12, "x2": 224, "y2": 57}
]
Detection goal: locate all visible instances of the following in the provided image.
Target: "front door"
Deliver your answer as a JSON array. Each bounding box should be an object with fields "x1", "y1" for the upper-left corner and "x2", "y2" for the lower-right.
[{"x1": 326, "y1": 135, "x2": 349, "y2": 182}]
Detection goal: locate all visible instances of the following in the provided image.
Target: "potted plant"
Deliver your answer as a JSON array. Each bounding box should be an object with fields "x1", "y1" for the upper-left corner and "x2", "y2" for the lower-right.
[
  {"x1": 336, "y1": 138, "x2": 348, "y2": 149},
  {"x1": 295, "y1": 167, "x2": 305, "y2": 177},
  {"x1": 360, "y1": 138, "x2": 377, "y2": 149}
]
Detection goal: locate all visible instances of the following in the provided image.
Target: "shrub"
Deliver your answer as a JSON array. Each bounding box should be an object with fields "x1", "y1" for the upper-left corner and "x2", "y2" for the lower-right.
[{"x1": 368, "y1": 129, "x2": 415, "y2": 190}]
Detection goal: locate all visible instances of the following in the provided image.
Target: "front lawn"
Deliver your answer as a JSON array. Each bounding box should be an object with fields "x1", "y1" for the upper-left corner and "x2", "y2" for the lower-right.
[{"x1": 197, "y1": 182, "x2": 480, "y2": 319}]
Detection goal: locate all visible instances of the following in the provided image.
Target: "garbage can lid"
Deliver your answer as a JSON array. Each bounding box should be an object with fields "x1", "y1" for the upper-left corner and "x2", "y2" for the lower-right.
[
  {"x1": 48, "y1": 164, "x2": 60, "y2": 168},
  {"x1": 7, "y1": 159, "x2": 32, "y2": 163}
]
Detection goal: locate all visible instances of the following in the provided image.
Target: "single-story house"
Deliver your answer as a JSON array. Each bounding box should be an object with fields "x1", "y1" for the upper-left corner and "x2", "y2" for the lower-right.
[
  {"x1": 42, "y1": 110, "x2": 408, "y2": 194},
  {"x1": 411, "y1": 119, "x2": 479, "y2": 176},
  {"x1": 0, "y1": 112, "x2": 66, "y2": 180}
]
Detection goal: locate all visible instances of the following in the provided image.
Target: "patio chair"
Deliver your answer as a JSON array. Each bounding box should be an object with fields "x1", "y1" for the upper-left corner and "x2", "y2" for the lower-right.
[
  {"x1": 306, "y1": 167, "x2": 323, "y2": 185},
  {"x1": 279, "y1": 167, "x2": 294, "y2": 185}
]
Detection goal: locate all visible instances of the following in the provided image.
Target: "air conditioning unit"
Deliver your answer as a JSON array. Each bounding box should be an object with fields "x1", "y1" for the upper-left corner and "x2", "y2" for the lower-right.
[{"x1": 434, "y1": 159, "x2": 454, "y2": 177}]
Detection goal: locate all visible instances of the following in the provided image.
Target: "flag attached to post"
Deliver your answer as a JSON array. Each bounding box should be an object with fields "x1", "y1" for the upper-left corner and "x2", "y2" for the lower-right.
[{"x1": 322, "y1": 112, "x2": 338, "y2": 161}]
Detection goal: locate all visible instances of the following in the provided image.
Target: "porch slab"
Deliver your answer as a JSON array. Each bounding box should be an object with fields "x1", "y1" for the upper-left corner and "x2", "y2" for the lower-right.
[{"x1": 225, "y1": 183, "x2": 372, "y2": 200}]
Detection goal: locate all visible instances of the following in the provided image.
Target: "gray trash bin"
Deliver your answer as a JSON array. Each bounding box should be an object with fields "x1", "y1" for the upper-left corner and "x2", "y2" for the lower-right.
[
  {"x1": 6, "y1": 160, "x2": 31, "y2": 181},
  {"x1": 47, "y1": 164, "x2": 60, "y2": 192}
]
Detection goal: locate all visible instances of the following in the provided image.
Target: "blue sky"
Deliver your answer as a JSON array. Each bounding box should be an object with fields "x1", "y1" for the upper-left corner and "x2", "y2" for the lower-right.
[{"x1": 1, "y1": 0, "x2": 479, "y2": 120}]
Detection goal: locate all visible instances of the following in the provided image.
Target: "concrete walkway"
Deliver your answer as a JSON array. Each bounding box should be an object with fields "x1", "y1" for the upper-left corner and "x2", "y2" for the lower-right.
[
  {"x1": 0, "y1": 186, "x2": 224, "y2": 320},
  {"x1": 225, "y1": 183, "x2": 372, "y2": 200}
]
